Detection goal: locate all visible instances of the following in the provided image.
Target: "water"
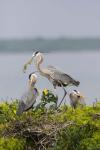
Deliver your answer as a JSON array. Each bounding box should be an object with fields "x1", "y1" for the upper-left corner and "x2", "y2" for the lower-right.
[{"x1": 0, "y1": 51, "x2": 100, "y2": 104}]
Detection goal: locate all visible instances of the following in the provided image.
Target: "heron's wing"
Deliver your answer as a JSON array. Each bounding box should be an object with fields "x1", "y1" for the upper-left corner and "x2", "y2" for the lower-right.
[
  {"x1": 20, "y1": 88, "x2": 38, "y2": 111},
  {"x1": 47, "y1": 66, "x2": 80, "y2": 86},
  {"x1": 47, "y1": 65, "x2": 57, "y2": 70},
  {"x1": 16, "y1": 101, "x2": 26, "y2": 115},
  {"x1": 16, "y1": 88, "x2": 38, "y2": 115},
  {"x1": 21, "y1": 90, "x2": 32, "y2": 104}
]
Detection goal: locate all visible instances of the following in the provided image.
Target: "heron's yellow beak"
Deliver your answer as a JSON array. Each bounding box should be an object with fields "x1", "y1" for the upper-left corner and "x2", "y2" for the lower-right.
[{"x1": 23, "y1": 57, "x2": 33, "y2": 73}]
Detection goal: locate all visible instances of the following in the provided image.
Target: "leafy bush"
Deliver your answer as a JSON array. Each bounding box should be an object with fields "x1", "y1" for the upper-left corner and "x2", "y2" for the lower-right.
[
  {"x1": 0, "y1": 90, "x2": 100, "y2": 150},
  {"x1": 0, "y1": 137, "x2": 25, "y2": 150},
  {"x1": 55, "y1": 123, "x2": 99, "y2": 150}
]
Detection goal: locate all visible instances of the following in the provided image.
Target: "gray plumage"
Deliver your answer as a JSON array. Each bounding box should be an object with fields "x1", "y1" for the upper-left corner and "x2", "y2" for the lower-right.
[
  {"x1": 16, "y1": 73, "x2": 38, "y2": 115},
  {"x1": 23, "y1": 51, "x2": 80, "y2": 108},
  {"x1": 47, "y1": 65, "x2": 80, "y2": 88}
]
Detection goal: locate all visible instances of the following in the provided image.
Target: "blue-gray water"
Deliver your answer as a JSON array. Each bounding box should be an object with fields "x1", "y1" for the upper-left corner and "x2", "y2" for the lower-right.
[{"x1": 0, "y1": 51, "x2": 100, "y2": 105}]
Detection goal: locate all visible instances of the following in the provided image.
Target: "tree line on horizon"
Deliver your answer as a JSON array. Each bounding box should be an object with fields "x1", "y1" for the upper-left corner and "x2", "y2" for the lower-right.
[{"x1": 0, "y1": 37, "x2": 100, "y2": 52}]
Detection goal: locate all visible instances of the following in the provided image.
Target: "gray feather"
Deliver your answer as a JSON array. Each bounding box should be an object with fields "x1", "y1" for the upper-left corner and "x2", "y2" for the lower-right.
[
  {"x1": 47, "y1": 66, "x2": 80, "y2": 86},
  {"x1": 16, "y1": 88, "x2": 38, "y2": 115}
]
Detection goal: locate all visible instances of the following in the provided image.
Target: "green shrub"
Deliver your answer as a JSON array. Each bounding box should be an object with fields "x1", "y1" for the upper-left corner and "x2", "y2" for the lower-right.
[
  {"x1": 0, "y1": 91, "x2": 100, "y2": 150},
  {"x1": 54, "y1": 123, "x2": 99, "y2": 150},
  {"x1": 0, "y1": 137, "x2": 25, "y2": 150}
]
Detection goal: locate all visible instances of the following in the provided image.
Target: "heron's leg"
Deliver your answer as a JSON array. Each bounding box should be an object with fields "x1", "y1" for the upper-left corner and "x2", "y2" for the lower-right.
[
  {"x1": 64, "y1": 94, "x2": 67, "y2": 105},
  {"x1": 57, "y1": 86, "x2": 67, "y2": 109},
  {"x1": 53, "y1": 85, "x2": 58, "y2": 108}
]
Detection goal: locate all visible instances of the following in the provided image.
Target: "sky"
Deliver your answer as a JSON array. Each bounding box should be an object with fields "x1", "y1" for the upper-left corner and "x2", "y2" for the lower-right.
[{"x1": 0, "y1": 0, "x2": 100, "y2": 39}]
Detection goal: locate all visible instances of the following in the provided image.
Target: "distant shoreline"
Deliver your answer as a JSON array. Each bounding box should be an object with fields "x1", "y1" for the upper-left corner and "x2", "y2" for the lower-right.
[{"x1": 0, "y1": 37, "x2": 100, "y2": 52}]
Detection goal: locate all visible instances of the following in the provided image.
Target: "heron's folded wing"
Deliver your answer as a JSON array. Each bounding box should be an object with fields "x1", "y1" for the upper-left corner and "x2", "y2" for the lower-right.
[{"x1": 47, "y1": 66, "x2": 77, "y2": 85}]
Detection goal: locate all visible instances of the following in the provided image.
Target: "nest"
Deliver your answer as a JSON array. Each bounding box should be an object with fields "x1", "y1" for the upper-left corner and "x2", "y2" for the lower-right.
[{"x1": 2, "y1": 116, "x2": 74, "y2": 150}]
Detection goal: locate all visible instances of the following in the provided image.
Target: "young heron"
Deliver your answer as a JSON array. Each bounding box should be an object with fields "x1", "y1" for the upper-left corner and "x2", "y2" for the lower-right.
[
  {"x1": 16, "y1": 73, "x2": 39, "y2": 115},
  {"x1": 69, "y1": 90, "x2": 85, "y2": 109}
]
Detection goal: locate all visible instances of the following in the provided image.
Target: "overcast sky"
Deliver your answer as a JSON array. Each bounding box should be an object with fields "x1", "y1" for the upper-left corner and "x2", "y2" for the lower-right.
[{"x1": 0, "y1": 0, "x2": 100, "y2": 39}]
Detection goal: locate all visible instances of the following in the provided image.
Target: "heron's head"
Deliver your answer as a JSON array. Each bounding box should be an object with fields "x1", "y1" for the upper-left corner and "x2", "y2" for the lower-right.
[
  {"x1": 28, "y1": 72, "x2": 37, "y2": 86},
  {"x1": 32, "y1": 51, "x2": 44, "y2": 65},
  {"x1": 72, "y1": 90, "x2": 84, "y2": 99},
  {"x1": 23, "y1": 50, "x2": 44, "y2": 73}
]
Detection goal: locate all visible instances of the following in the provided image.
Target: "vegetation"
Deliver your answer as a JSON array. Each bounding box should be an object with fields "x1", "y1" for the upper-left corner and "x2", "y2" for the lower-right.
[
  {"x1": 0, "y1": 38, "x2": 100, "y2": 52},
  {"x1": 0, "y1": 90, "x2": 100, "y2": 150}
]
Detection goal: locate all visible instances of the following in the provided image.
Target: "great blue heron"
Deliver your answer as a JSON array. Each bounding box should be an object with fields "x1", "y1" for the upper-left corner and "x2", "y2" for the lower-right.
[
  {"x1": 69, "y1": 90, "x2": 85, "y2": 109},
  {"x1": 16, "y1": 73, "x2": 39, "y2": 115},
  {"x1": 23, "y1": 51, "x2": 80, "y2": 108}
]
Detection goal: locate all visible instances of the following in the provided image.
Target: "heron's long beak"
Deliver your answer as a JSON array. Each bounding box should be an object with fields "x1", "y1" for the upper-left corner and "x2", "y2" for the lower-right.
[{"x1": 23, "y1": 56, "x2": 34, "y2": 73}]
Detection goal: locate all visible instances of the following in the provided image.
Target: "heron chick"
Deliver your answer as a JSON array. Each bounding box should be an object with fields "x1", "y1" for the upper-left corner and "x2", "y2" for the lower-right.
[
  {"x1": 69, "y1": 90, "x2": 85, "y2": 109},
  {"x1": 23, "y1": 51, "x2": 80, "y2": 108},
  {"x1": 16, "y1": 73, "x2": 39, "y2": 115}
]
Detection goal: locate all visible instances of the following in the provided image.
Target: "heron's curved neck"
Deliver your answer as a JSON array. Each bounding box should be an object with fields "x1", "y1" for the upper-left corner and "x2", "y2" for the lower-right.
[
  {"x1": 28, "y1": 82, "x2": 35, "y2": 90},
  {"x1": 36, "y1": 58, "x2": 45, "y2": 76}
]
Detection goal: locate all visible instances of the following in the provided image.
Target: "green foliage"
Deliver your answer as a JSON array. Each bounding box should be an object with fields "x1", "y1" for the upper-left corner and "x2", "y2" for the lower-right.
[
  {"x1": 36, "y1": 89, "x2": 58, "y2": 110},
  {"x1": 0, "y1": 101, "x2": 18, "y2": 123},
  {"x1": 0, "y1": 137, "x2": 25, "y2": 150},
  {"x1": 0, "y1": 91, "x2": 100, "y2": 150},
  {"x1": 55, "y1": 123, "x2": 100, "y2": 150}
]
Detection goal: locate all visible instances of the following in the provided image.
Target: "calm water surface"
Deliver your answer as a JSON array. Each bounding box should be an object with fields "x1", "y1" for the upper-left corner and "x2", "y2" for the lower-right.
[{"x1": 0, "y1": 51, "x2": 100, "y2": 104}]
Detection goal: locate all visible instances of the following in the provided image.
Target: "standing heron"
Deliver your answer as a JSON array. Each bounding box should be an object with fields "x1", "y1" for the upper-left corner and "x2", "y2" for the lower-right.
[
  {"x1": 69, "y1": 90, "x2": 85, "y2": 109},
  {"x1": 16, "y1": 73, "x2": 39, "y2": 115},
  {"x1": 23, "y1": 51, "x2": 80, "y2": 108}
]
